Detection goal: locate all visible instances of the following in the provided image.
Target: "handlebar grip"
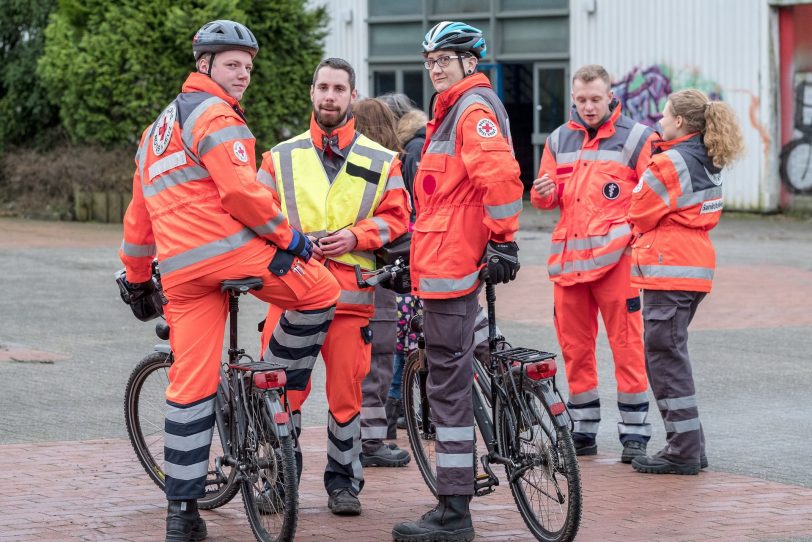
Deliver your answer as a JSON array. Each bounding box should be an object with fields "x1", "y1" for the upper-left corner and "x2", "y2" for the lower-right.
[{"x1": 478, "y1": 266, "x2": 490, "y2": 281}]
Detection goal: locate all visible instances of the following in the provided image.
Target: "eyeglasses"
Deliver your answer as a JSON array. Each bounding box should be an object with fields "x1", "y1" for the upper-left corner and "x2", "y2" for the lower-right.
[{"x1": 423, "y1": 55, "x2": 464, "y2": 70}]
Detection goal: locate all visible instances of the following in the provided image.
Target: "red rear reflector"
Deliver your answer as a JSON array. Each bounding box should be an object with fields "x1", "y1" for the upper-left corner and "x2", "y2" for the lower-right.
[
  {"x1": 274, "y1": 411, "x2": 290, "y2": 424},
  {"x1": 549, "y1": 402, "x2": 566, "y2": 416},
  {"x1": 253, "y1": 370, "x2": 287, "y2": 389},
  {"x1": 525, "y1": 360, "x2": 557, "y2": 380}
]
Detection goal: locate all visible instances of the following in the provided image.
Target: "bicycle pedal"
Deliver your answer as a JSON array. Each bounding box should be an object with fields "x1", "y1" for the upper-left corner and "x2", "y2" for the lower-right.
[{"x1": 474, "y1": 475, "x2": 498, "y2": 496}]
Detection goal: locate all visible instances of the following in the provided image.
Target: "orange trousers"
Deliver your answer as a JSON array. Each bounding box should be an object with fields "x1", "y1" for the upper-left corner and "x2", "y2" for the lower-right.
[
  {"x1": 553, "y1": 253, "x2": 647, "y2": 397},
  {"x1": 260, "y1": 308, "x2": 371, "y2": 424},
  {"x1": 163, "y1": 245, "x2": 339, "y2": 405}
]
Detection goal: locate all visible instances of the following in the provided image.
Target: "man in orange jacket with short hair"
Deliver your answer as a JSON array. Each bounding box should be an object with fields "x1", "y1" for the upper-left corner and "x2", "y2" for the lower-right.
[
  {"x1": 119, "y1": 21, "x2": 339, "y2": 541},
  {"x1": 531, "y1": 64, "x2": 656, "y2": 464},
  {"x1": 256, "y1": 58, "x2": 410, "y2": 516}
]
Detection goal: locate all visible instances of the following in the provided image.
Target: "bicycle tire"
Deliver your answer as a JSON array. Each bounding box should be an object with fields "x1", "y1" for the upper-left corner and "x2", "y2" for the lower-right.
[
  {"x1": 402, "y1": 349, "x2": 438, "y2": 496},
  {"x1": 124, "y1": 351, "x2": 240, "y2": 509},
  {"x1": 780, "y1": 138, "x2": 812, "y2": 194},
  {"x1": 241, "y1": 391, "x2": 298, "y2": 542},
  {"x1": 495, "y1": 381, "x2": 581, "y2": 542}
]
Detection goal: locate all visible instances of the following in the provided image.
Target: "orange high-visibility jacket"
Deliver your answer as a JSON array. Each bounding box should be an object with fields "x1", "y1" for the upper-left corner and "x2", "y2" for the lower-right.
[
  {"x1": 531, "y1": 103, "x2": 657, "y2": 286},
  {"x1": 257, "y1": 116, "x2": 411, "y2": 317},
  {"x1": 410, "y1": 73, "x2": 524, "y2": 300},
  {"x1": 120, "y1": 72, "x2": 296, "y2": 288},
  {"x1": 629, "y1": 132, "x2": 723, "y2": 293}
]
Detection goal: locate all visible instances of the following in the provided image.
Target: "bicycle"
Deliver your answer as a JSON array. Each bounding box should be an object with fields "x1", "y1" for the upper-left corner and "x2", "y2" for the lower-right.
[
  {"x1": 119, "y1": 265, "x2": 299, "y2": 542},
  {"x1": 358, "y1": 261, "x2": 582, "y2": 542},
  {"x1": 780, "y1": 78, "x2": 812, "y2": 194}
]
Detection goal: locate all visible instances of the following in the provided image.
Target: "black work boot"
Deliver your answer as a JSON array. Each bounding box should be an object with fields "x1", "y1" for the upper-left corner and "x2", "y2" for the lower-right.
[
  {"x1": 166, "y1": 500, "x2": 207, "y2": 541},
  {"x1": 392, "y1": 495, "x2": 474, "y2": 542},
  {"x1": 385, "y1": 396, "x2": 402, "y2": 440}
]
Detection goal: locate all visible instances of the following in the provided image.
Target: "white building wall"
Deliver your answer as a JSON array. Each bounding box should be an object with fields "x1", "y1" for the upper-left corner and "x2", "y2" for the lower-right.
[
  {"x1": 570, "y1": 0, "x2": 778, "y2": 211},
  {"x1": 310, "y1": 0, "x2": 370, "y2": 97}
]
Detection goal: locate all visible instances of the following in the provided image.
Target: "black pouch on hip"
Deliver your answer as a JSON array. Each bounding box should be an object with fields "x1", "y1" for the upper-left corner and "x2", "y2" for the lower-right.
[{"x1": 360, "y1": 325, "x2": 373, "y2": 344}]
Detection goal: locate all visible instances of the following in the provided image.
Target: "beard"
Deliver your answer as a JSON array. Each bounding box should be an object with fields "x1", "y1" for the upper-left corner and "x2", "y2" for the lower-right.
[{"x1": 314, "y1": 104, "x2": 349, "y2": 129}]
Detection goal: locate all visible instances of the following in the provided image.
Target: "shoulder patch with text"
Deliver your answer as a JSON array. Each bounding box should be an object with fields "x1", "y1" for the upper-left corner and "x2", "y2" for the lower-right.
[
  {"x1": 700, "y1": 198, "x2": 724, "y2": 214},
  {"x1": 476, "y1": 118, "x2": 498, "y2": 138}
]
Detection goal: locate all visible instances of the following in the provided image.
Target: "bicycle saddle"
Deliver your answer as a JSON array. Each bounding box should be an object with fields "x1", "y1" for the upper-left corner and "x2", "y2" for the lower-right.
[{"x1": 221, "y1": 277, "x2": 263, "y2": 293}]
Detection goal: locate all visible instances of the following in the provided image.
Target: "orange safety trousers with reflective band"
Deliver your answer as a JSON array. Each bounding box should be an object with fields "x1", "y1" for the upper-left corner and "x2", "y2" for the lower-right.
[
  {"x1": 410, "y1": 73, "x2": 523, "y2": 300},
  {"x1": 629, "y1": 133, "x2": 722, "y2": 293},
  {"x1": 163, "y1": 246, "x2": 339, "y2": 405},
  {"x1": 259, "y1": 306, "x2": 371, "y2": 424},
  {"x1": 531, "y1": 103, "x2": 657, "y2": 286}
]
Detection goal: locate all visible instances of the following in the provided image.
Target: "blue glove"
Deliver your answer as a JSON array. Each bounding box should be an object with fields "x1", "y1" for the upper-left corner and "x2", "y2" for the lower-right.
[{"x1": 286, "y1": 229, "x2": 314, "y2": 262}]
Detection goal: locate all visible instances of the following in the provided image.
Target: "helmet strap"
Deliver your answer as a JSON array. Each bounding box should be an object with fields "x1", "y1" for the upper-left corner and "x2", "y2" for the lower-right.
[{"x1": 206, "y1": 53, "x2": 216, "y2": 77}]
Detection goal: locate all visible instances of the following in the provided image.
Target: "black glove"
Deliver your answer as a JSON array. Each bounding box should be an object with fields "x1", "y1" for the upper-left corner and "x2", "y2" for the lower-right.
[
  {"x1": 125, "y1": 279, "x2": 155, "y2": 304},
  {"x1": 285, "y1": 229, "x2": 313, "y2": 262},
  {"x1": 380, "y1": 269, "x2": 412, "y2": 294},
  {"x1": 485, "y1": 241, "x2": 520, "y2": 284}
]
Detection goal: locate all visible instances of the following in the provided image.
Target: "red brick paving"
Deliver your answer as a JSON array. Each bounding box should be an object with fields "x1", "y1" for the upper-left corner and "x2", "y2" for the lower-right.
[
  {"x1": 2, "y1": 432, "x2": 811, "y2": 541},
  {"x1": 495, "y1": 264, "x2": 812, "y2": 331}
]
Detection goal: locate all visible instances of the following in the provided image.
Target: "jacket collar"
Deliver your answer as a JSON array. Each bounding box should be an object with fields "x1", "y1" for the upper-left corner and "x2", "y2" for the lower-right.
[
  {"x1": 567, "y1": 99, "x2": 622, "y2": 137},
  {"x1": 655, "y1": 131, "x2": 701, "y2": 152},
  {"x1": 432, "y1": 73, "x2": 492, "y2": 122},
  {"x1": 310, "y1": 112, "x2": 357, "y2": 151},
  {"x1": 182, "y1": 72, "x2": 243, "y2": 113}
]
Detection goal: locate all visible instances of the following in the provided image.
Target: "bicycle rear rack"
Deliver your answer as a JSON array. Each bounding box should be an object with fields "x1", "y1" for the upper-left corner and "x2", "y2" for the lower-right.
[{"x1": 491, "y1": 347, "x2": 555, "y2": 365}]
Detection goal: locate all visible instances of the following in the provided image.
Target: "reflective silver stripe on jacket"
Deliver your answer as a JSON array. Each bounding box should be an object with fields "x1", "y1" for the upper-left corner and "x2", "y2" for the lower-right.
[
  {"x1": 160, "y1": 227, "x2": 257, "y2": 275},
  {"x1": 142, "y1": 165, "x2": 210, "y2": 198},
  {"x1": 631, "y1": 264, "x2": 714, "y2": 281},
  {"x1": 640, "y1": 169, "x2": 670, "y2": 207},
  {"x1": 425, "y1": 87, "x2": 512, "y2": 157},
  {"x1": 182, "y1": 96, "x2": 225, "y2": 156},
  {"x1": 250, "y1": 211, "x2": 286, "y2": 236},
  {"x1": 548, "y1": 247, "x2": 626, "y2": 277},
  {"x1": 419, "y1": 269, "x2": 480, "y2": 293},
  {"x1": 257, "y1": 168, "x2": 277, "y2": 191},
  {"x1": 370, "y1": 216, "x2": 391, "y2": 245},
  {"x1": 198, "y1": 125, "x2": 254, "y2": 158},
  {"x1": 564, "y1": 222, "x2": 631, "y2": 251},
  {"x1": 121, "y1": 240, "x2": 156, "y2": 258},
  {"x1": 485, "y1": 198, "x2": 522, "y2": 220},
  {"x1": 384, "y1": 175, "x2": 405, "y2": 192},
  {"x1": 148, "y1": 150, "x2": 187, "y2": 181}
]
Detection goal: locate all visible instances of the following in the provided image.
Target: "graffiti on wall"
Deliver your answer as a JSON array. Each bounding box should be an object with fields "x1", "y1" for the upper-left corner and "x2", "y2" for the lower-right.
[
  {"x1": 779, "y1": 74, "x2": 812, "y2": 194},
  {"x1": 611, "y1": 64, "x2": 723, "y2": 127}
]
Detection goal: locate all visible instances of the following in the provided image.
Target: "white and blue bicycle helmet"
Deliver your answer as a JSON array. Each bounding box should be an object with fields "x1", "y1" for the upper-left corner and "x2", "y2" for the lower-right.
[{"x1": 422, "y1": 21, "x2": 487, "y2": 59}]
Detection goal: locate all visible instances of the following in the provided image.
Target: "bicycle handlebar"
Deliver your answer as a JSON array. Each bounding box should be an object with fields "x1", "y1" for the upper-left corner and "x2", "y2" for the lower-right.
[{"x1": 354, "y1": 257, "x2": 409, "y2": 288}]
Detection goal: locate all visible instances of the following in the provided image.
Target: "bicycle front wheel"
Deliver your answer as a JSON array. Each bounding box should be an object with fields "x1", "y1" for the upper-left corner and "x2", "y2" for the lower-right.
[
  {"x1": 241, "y1": 391, "x2": 298, "y2": 542},
  {"x1": 495, "y1": 381, "x2": 581, "y2": 542},
  {"x1": 402, "y1": 349, "x2": 438, "y2": 495},
  {"x1": 124, "y1": 351, "x2": 239, "y2": 509}
]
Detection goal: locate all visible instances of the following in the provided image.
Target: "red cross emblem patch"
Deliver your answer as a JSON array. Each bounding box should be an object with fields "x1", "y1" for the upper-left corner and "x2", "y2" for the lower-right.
[
  {"x1": 151, "y1": 104, "x2": 176, "y2": 156},
  {"x1": 232, "y1": 141, "x2": 248, "y2": 163},
  {"x1": 476, "y1": 118, "x2": 498, "y2": 138}
]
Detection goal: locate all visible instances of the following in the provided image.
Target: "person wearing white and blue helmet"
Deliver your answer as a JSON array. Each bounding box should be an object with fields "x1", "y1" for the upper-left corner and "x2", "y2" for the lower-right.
[{"x1": 392, "y1": 21, "x2": 524, "y2": 542}]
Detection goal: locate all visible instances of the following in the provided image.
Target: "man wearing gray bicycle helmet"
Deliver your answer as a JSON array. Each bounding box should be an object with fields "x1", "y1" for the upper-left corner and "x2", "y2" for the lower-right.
[
  {"x1": 392, "y1": 21, "x2": 523, "y2": 542},
  {"x1": 121, "y1": 19, "x2": 341, "y2": 542}
]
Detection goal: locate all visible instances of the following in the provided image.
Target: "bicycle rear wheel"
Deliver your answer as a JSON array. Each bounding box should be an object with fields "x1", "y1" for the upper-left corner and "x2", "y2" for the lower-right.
[
  {"x1": 495, "y1": 381, "x2": 581, "y2": 542},
  {"x1": 402, "y1": 349, "x2": 438, "y2": 496},
  {"x1": 241, "y1": 390, "x2": 298, "y2": 542},
  {"x1": 124, "y1": 351, "x2": 239, "y2": 509}
]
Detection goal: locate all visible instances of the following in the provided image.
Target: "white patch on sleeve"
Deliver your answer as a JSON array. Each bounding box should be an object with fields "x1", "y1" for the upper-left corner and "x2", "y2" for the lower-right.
[
  {"x1": 700, "y1": 198, "x2": 724, "y2": 214},
  {"x1": 232, "y1": 141, "x2": 249, "y2": 162},
  {"x1": 476, "y1": 118, "x2": 498, "y2": 138}
]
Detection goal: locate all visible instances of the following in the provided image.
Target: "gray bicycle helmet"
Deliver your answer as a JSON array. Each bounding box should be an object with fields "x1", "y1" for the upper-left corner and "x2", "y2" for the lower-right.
[
  {"x1": 422, "y1": 21, "x2": 487, "y2": 59},
  {"x1": 192, "y1": 20, "x2": 259, "y2": 60}
]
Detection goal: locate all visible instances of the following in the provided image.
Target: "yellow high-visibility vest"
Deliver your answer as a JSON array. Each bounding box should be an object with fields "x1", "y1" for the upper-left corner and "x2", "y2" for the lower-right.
[{"x1": 271, "y1": 131, "x2": 396, "y2": 270}]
